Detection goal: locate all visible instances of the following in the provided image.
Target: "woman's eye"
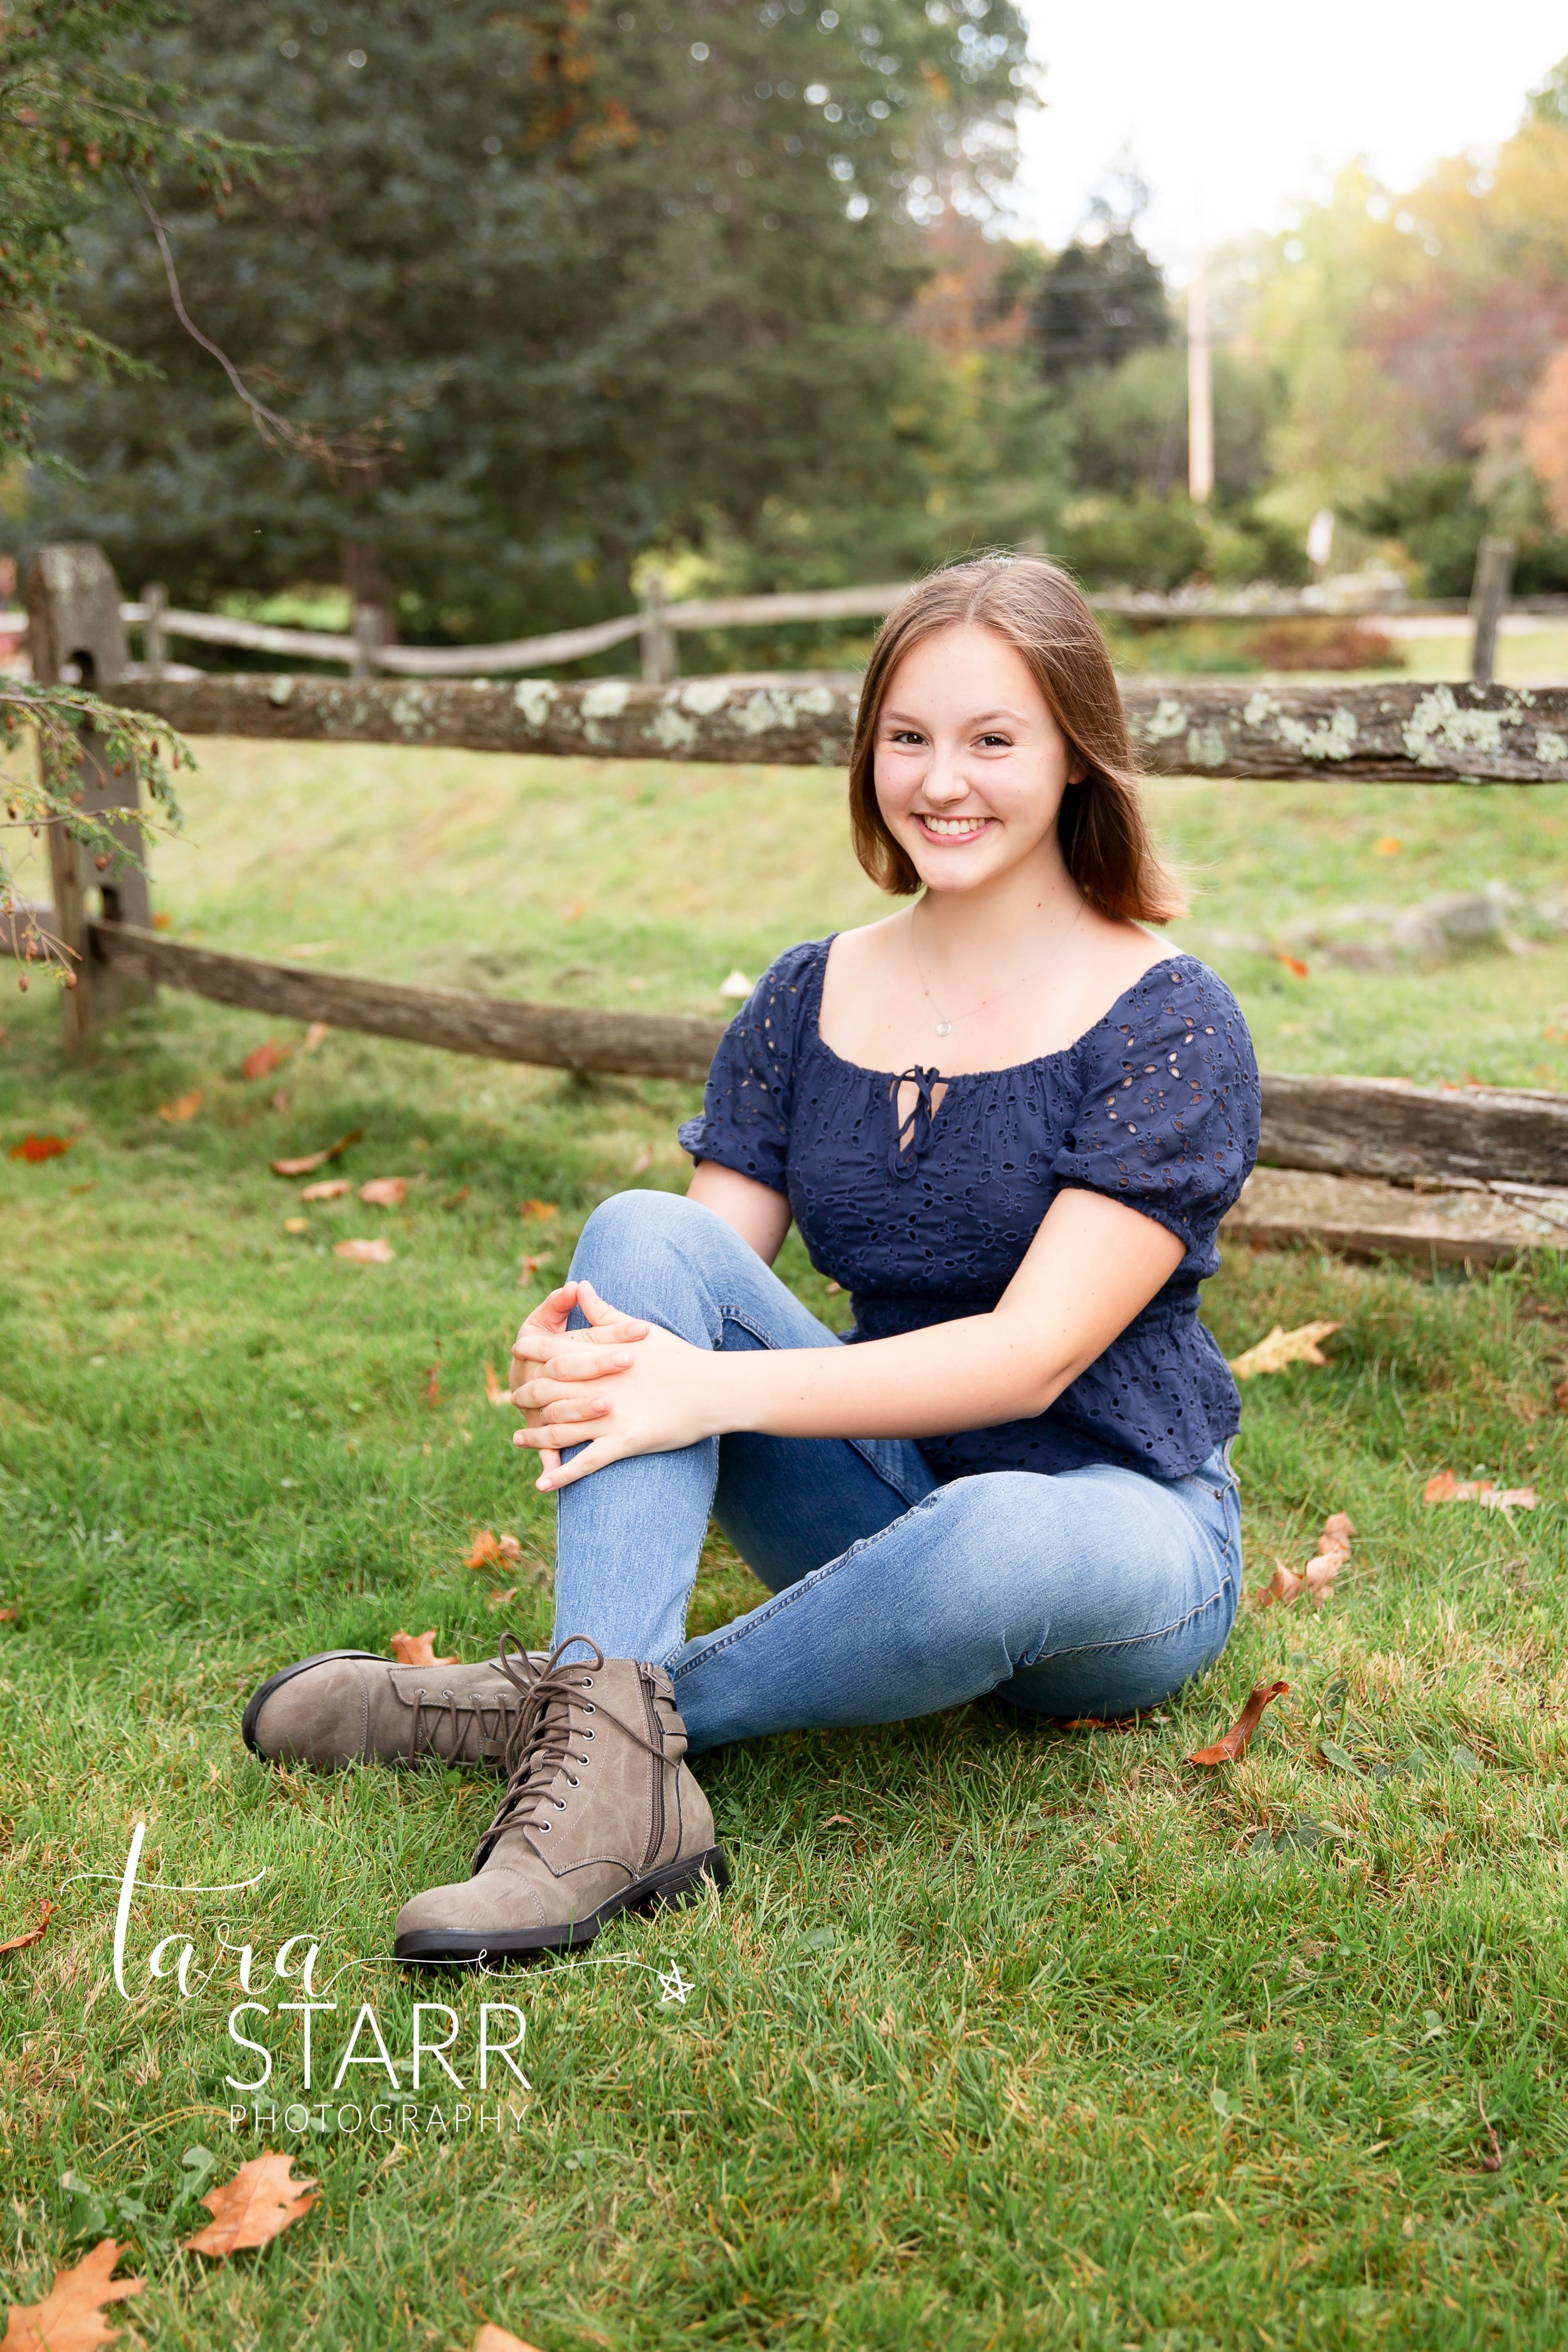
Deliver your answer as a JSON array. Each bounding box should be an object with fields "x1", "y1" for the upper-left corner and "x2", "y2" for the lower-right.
[
  {"x1": 977, "y1": 734, "x2": 1012, "y2": 749},
  {"x1": 887, "y1": 729, "x2": 925, "y2": 746}
]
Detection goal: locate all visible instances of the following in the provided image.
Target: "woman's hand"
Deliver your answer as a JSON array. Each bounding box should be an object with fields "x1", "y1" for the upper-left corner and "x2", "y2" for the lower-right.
[
  {"x1": 509, "y1": 1279, "x2": 651, "y2": 1483},
  {"x1": 511, "y1": 1283, "x2": 721, "y2": 1491}
]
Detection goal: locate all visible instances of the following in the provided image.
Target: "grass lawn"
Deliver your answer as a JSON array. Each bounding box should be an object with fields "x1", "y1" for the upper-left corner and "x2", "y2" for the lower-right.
[{"x1": 3, "y1": 739, "x2": 1568, "y2": 2348}]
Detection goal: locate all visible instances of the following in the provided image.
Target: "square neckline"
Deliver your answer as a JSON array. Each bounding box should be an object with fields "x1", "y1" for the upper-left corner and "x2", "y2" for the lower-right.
[{"x1": 807, "y1": 931, "x2": 1205, "y2": 1086}]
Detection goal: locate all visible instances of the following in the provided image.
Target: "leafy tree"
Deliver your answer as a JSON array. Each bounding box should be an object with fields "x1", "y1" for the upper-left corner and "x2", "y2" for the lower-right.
[
  {"x1": 24, "y1": 0, "x2": 1029, "y2": 645},
  {"x1": 0, "y1": 0, "x2": 246, "y2": 975},
  {"x1": 1031, "y1": 225, "x2": 1168, "y2": 384}
]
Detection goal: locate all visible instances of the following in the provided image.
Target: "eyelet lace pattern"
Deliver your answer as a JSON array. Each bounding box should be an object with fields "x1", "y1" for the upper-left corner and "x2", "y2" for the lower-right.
[{"x1": 679, "y1": 936, "x2": 1261, "y2": 1482}]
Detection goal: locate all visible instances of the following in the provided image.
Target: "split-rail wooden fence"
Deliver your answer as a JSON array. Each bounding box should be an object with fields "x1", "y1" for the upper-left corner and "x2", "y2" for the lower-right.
[{"x1": 12, "y1": 539, "x2": 1568, "y2": 1268}]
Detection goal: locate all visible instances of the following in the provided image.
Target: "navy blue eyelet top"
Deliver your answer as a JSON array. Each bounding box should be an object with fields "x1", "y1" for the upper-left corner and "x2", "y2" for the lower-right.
[{"x1": 679, "y1": 936, "x2": 1261, "y2": 1484}]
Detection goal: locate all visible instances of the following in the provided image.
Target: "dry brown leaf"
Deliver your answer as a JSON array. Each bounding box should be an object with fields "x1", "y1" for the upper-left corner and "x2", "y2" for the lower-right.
[
  {"x1": 1555, "y1": 1374, "x2": 1568, "y2": 1412},
  {"x1": 156, "y1": 1088, "x2": 202, "y2": 1123},
  {"x1": 518, "y1": 1254, "x2": 552, "y2": 1284},
  {"x1": 443, "y1": 1187, "x2": 472, "y2": 1210},
  {"x1": 271, "y1": 1128, "x2": 364, "y2": 1178},
  {"x1": 300, "y1": 1177, "x2": 352, "y2": 1201},
  {"x1": 485, "y1": 1361, "x2": 512, "y2": 1407},
  {"x1": 283, "y1": 1216, "x2": 309, "y2": 1236},
  {"x1": 334, "y1": 1237, "x2": 395, "y2": 1264},
  {"x1": 0, "y1": 1900, "x2": 53, "y2": 1957},
  {"x1": 183, "y1": 2151, "x2": 319, "y2": 2258},
  {"x1": 486, "y1": 1586, "x2": 519, "y2": 1609},
  {"x1": 241, "y1": 1041, "x2": 290, "y2": 1082},
  {"x1": 1, "y1": 2238, "x2": 144, "y2": 2349},
  {"x1": 8, "y1": 1134, "x2": 72, "y2": 1163},
  {"x1": 358, "y1": 1177, "x2": 407, "y2": 1207},
  {"x1": 1187, "y1": 1680, "x2": 1290, "y2": 1767},
  {"x1": 519, "y1": 1198, "x2": 558, "y2": 1220},
  {"x1": 822, "y1": 1814, "x2": 858, "y2": 1828},
  {"x1": 300, "y1": 1021, "x2": 331, "y2": 1054},
  {"x1": 1276, "y1": 953, "x2": 1310, "y2": 980},
  {"x1": 424, "y1": 1365, "x2": 442, "y2": 1408},
  {"x1": 389, "y1": 1630, "x2": 458, "y2": 1667},
  {"x1": 472, "y1": 2326, "x2": 545, "y2": 2352},
  {"x1": 1424, "y1": 1470, "x2": 1538, "y2": 1509},
  {"x1": 1229, "y1": 1320, "x2": 1344, "y2": 1380},
  {"x1": 463, "y1": 1528, "x2": 524, "y2": 1571}
]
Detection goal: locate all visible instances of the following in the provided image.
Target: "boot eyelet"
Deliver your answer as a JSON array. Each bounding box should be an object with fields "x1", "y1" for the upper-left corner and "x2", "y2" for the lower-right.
[
  {"x1": 585, "y1": 1703, "x2": 596, "y2": 1713},
  {"x1": 568, "y1": 1776, "x2": 578, "y2": 1786},
  {"x1": 585, "y1": 1727, "x2": 595, "y2": 1737},
  {"x1": 539, "y1": 1820, "x2": 551, "y2": 1831}
]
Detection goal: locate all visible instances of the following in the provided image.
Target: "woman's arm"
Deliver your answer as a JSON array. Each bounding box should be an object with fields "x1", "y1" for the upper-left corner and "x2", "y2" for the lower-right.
[
  {"x1": 687, "y1": 1162, "x2": 793, "y2": 1264},
  {"x1": 516, "y1": 1186, "x2": 1184, "y2": 1490}
]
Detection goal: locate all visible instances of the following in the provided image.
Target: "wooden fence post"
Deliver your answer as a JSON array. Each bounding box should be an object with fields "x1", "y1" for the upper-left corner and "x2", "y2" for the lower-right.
[
  {"x1": 140, "y1": 581, "x2": 168, "y2": 680},
  {"x1": 639, "y1": 571, "x2": 677, "y2": 684},
  {"x1": 1470, "y1": 536, "x2": 1516, "y2": 687},
  {"x1": 24, "y1": 541, "x2": 154, "y2": 1052},
  {"x1": 351, "y1": 601, "x2": 386, "y2": 677}
]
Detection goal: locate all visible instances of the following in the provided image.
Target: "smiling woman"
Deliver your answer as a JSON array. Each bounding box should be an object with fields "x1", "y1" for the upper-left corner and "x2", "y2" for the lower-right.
[{"x1": 245, "y1": 557, "x2": 1263, "y2": 1970}]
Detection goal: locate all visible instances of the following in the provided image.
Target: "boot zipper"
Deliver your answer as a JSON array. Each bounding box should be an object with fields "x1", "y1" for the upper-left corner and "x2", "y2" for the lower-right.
[{"x1": 639, "y1": 1665, "x2": 666, "y2": 1871}]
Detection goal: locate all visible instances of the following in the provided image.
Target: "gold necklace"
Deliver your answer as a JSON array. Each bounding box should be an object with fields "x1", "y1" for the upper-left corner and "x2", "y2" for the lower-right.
[{"x1": 910, "y1": 900, "x2": 1086, "y2": 1039}]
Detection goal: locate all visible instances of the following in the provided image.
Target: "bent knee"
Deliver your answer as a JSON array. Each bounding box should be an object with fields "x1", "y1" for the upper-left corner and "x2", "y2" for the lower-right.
[{"x1": 571, "y1": 1187, "x2": 719, "y2": 1296}]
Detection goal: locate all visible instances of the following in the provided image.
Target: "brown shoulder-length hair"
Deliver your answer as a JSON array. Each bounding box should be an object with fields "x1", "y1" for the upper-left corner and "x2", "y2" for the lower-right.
[{"x1": 848, "y1": 555, "x2": 1184, "y2": 923}]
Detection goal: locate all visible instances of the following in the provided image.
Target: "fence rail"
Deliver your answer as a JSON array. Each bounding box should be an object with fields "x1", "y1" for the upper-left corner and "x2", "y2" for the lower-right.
[
  {"x1": 4, "y1": 575, "x2": 1564, "y2": 682},
  {"x1": 110, "y1": 671, "x2": 1568, "y2": 785}
]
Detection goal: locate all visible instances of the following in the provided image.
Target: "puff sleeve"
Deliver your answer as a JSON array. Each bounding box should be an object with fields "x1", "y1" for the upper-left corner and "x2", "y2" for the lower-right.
[
  {"x1": 1050, "y1": 963, "x2": 1260, "y2": 1264},
  {"x1": 677, "y1": 938, "x2": 822, "y2": 1195}
]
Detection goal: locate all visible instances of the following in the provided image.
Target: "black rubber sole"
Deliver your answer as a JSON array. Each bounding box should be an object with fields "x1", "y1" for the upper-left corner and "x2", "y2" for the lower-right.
[
  {"x1": 241, "y1": 1650, "x2": 386, "y2": 1757},
  {"x1": 393, "y1": 1845, "x2": 732, "y2": 1968}
]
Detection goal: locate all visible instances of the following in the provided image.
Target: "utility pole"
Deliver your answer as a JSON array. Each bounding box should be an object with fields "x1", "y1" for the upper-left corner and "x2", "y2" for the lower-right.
[{"x1": 1187, "y1": 257, "x2": 1214, "y2": 509}]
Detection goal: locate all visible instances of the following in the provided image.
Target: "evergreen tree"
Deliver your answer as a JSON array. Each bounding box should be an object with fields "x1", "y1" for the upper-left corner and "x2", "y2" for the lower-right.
[
  {"x1": 1032, "y1": 225, "x2": 1168, "y2": 384},
  {"x1": 26, "y1": 0, "x2": 1029, "y2": 640}
]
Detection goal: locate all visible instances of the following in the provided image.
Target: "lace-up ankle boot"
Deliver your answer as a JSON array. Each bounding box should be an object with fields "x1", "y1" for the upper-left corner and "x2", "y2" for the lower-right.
[
  {"x1": 243, "y1": 1636, "x2": 545, "y2": 1771},
  {"x1": 393, "y1": 1638, "x2": 728, "y2": 1963}
]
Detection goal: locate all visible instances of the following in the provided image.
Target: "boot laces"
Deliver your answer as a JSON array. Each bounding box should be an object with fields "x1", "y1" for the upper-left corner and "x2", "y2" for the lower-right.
[
  {"x1": 406, "y1": 1633, "x2": 540, "y2": 1764},
  {"x1": 470, "y1": 1634, "x2": 666, "y2": 1873}
]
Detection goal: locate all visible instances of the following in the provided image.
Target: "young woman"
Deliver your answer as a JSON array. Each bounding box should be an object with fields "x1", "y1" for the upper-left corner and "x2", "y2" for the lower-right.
[{"x1": 245, "y1": 557, "x2": 1261, "y2": 1965}]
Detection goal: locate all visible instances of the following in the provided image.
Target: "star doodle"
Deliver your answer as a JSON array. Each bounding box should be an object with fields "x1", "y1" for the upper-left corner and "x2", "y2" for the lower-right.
[{"x1": 658, "y1": 1962, "x2": 695, "y2": 2006}]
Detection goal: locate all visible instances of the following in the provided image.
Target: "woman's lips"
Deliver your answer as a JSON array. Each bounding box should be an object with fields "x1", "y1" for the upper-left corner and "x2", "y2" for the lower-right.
[{"x1": 916, "y1": 812, "x2": 993, "y2": 842}]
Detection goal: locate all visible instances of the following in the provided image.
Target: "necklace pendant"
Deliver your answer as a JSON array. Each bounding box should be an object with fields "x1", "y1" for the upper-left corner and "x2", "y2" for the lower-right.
[{"x1": 935, "y1": 1020, "x2": 952, "y2": 1037}]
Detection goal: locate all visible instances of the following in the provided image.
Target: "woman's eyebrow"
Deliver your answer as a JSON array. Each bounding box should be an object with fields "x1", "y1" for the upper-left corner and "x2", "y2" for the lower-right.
[{"x1": 879, "y1": 706, "x2": 1029, "y2": 728}]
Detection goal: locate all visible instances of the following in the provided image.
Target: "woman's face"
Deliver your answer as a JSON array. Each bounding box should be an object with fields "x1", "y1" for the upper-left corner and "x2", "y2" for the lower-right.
[{"x1": 872, "y1": 622, "x2": 1083, "y2": 896}]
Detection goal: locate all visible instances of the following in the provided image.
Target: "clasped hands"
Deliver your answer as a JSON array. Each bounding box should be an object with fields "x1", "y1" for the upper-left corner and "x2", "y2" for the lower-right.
[{"x1": 508, "y1": 1278, "x2": 722, "y2": 1492}]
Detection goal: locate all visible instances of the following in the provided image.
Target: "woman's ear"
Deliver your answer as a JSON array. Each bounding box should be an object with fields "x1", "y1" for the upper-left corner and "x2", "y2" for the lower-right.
[{"x1": 1066, "y1": 755, "x2": 1089, "y2": 787}]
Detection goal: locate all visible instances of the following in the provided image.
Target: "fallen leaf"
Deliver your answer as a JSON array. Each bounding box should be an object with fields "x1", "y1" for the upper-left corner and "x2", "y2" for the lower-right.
[
  {"x1": 1423, "y1": 1471, "x2": 1537, "y2": 1509},
  {"x1": 153, "y1": 909, "x2": 174, "y2": 929},
  {"x1": 300, "y1": 1021, "x2": 331, "y2": 1054},
  {"x1": 1258, "y1": 1508, "x2": 1355, "y2": 1609},
  {"x1": 464, "y1": 1528, "x2": 524, "y2": 1571},
  {"x1": 389, "y1": 1630, "x2": 458, "y2": 1667},
  {"x1": 822, "y1": 1814, "x2": 858, "y2": 1828},
  {"x1": 0, "y1": 1900, "x2": 53, "y2": 1957},
  {"x1": 8, "y1": 1134, "x2": 72, "y2": 1163},
  {"x1": 1059, "y1": 1713, "x2": 1142, "y2": 1730},
  {"x1": 1188, "y1": 1680, "x2": 1290, "y2": 1767},
  {"x1": 442, "y1": 1187, "x2": 472, "y2": 1210},
  {"x1": 283, "y1": 1217, "x2": 309, "y2": 1236},
  {"x1": 1276, "y1": 953, "x2": 1310, "y2": 979},
  {"x1": 358, "y1": 1177, "x2": 407, "y2": 1207},
  {"x1": 486, "y1": 1586, "x2": 519, "y2": 1609},
  {"x1": 1372, "y1": 836, "x2": 1402, "y2": 856},
  {"x1": 519, "y1": 1199, "x2": 558, "y2": 1221},
  {"x1": 1, "y1": 2238, "x2": 144, "y2": 2349},
  {"x1": 519, "y1": 1254, "x2": 551, "y2": 1283},
  {"x1": 156, "y1": 1088, "x2": 202, "y2": 1123},
  {"x1": 334, "y1": 1237, "x2": 394, "y2": 1264},
  {"x1": 300, "y1": 1177, "x2": 352, "y2": 1202},
  {"x1": 183, "y1": 2151, "x2": 319, "y2": 2257},
  {"x1": 270, "y1": 1127, "x2": 364, "y2": 1178},
  {"x1": 718, "y1": 968, "x2": 754, "y2": 999},
  {"x1": 241, "y1": 1041, "x2": 290, "y2": 1082},
  {"x1": 0, "y1": 1606, "x2": 15, "y2": 1622},
  {"x1": 1229, "y1": 1320, "x2": 1344, "y2": 1380},
  {"x1": 1260, "y1": 1562, "x2": 1305, "y2": 1607},
  {"x1": 472, "y1": 2324, "x2": 545, "y2": 2352},
  {"x1": 485, "y1": 1361, "x2": 512, "y2": 1407},
  {"x1": 1555, "y1": 1375, "x2": 1568, "y2": 1412},
  {"x1": 424, "y1": 1366, "x2": 441, "y2": 1408}
]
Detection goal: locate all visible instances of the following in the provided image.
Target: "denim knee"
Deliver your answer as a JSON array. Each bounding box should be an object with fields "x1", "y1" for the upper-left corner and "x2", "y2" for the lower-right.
[{"x1": 571, "y1": 1188, "x2": 719, "y2": 1313}]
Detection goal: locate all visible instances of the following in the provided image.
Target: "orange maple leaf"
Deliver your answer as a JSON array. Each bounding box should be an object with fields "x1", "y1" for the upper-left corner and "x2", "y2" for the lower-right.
[
  {"x1": 271, "y1": 1127, "x2": 363, "y2": 1178},
  {"x1": 1, "y1": 2237, "x2": 144, "y2": 2349},
  {"x1": 183, "y1": 2151, "x2": 319, "y2": 2258},
  {"x1": 519, "y1": 1198, "x2": 558, "y2": 1220},
  {"x1": 240, "y1": 1041, "x2": 290, "y2": 1081},
  {"x1": 358, "y1": 1177, "x2": 407, "y2": 1207},
  {"x1": 1187, "y1": 1680, "x2": 1290, "y2": 1767},
  {"x1": 464, "y1": 1529, "x2": 523, "y2": 1570},
  {"x1": 0, "y1": 1900, "x2": 53, "y2": 1957},
  {"x1": 156, "y1": 1088, "x2": 202, "y2": 1123},
  {"x1": 389, "y1": 1629, "x2": 458, "y2": 1666}
]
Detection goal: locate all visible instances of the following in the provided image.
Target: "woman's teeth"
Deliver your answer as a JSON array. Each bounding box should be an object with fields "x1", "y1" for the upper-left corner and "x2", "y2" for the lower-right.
[{"x1": 922, "y1": 814, "x2": 990, "y2": 837}]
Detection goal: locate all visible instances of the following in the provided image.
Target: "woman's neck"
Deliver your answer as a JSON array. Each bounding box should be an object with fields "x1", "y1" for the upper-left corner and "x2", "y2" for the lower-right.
[{"x1": 910, "y1": 847, "x2": 1085, "y2": 977}]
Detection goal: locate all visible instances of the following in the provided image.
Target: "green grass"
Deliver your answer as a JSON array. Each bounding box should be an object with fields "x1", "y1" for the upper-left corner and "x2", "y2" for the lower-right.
[{"x1": 4, "y1": 742, "x2": 1568, "y2": 2347}]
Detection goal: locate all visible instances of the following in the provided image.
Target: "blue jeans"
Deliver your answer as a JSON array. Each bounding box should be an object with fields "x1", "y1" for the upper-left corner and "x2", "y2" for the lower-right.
[{"x1": 553, "y1": 1190, "x2": 1241, "y2": 1756}]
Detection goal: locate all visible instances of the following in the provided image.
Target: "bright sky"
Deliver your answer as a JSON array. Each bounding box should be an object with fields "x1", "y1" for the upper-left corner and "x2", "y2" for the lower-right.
[{"x1": 1011, "y1": 0, "x2": 1567, "y2": 273}]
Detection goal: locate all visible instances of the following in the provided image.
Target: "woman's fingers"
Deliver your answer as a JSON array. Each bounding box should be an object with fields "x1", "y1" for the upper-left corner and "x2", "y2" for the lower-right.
[
  {"x1": 531, "y1": 1438, "x2": 615, "y2": 1492},
  {"x1": 574, "y1": 1279, "x2": 649, "y2": 1337},
  {"x1": 512, "y1": 1420, "x2": 613, "y2": 1461},
  {"x1": 512, "y1": 1352, "x2": 636, "y2": 1405}
]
